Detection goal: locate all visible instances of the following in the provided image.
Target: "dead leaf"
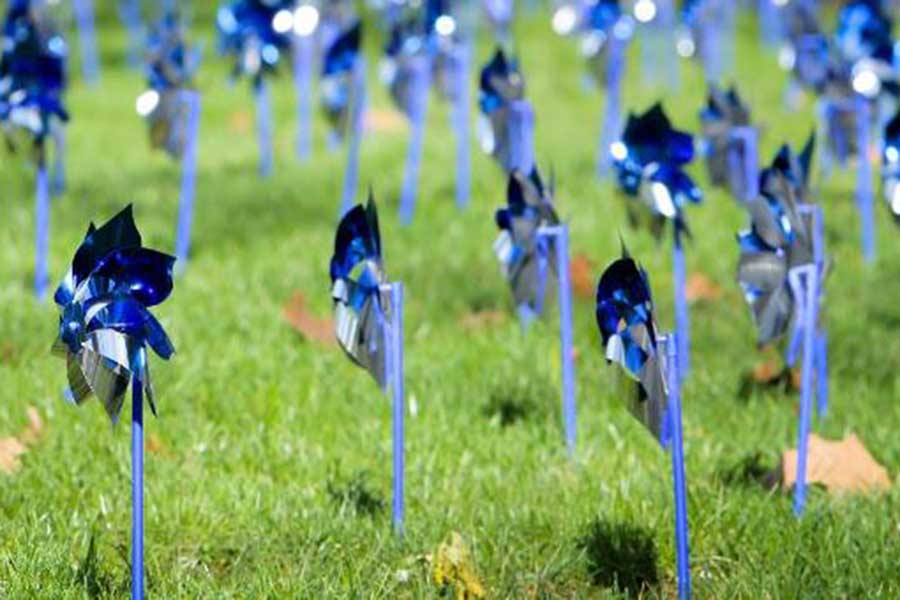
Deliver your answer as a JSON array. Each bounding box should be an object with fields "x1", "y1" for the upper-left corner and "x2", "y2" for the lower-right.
[
  {"x1": 569, "y1": 254, "x2": 596, "y2": 301},
  {"x1": 0, "y1": 438, "x2": 27, "y2": 474},
  {"x1": 366, "y1": 108, "x2": 406, "y2": 134},
  {"x1": 433, "y1": 532, "x2": 486, "y2": 599},
  {"x1": 0, "y1": 406, "x2": 45, "y2": 475},
  {"x1": 685, "y1": 273, "x2": 722, "y2": 302},
  {"x1": 283, "y1": 292, "x2": 335, "y2": 346},
  {"x1": 0, "y1": 341, "x2": 16, "y2": 364},
  {"x1": 147, "y1": 433, "x2": 174, "y2": 458},
  {"x1": 229, "y1": 110, "x2": 252, "y2": 134},
  {"x1": 782, "y1": 434, "x2": 892, "y2": 494},
  {"x1": 459, "y1": 309, "x2": 506, "y2": 331}
]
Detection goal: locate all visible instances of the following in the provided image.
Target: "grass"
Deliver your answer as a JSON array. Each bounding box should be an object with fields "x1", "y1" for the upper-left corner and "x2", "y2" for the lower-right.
[{"x1": 2, "y1": 4, "x2": 900, "y2": 598}]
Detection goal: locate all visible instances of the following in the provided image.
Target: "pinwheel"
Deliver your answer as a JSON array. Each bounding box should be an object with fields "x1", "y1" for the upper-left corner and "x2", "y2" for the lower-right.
[
  {"x1": 735, "y1": 137, "x2": 829, "y2": 516},
  {"x1": 493, "y1": 167, "x2": 577, "y2": 451},
  {"x1": 678, "y1": 0, "x2": 735, "y2": 84},
  {"x1": 427, "y1": 0, "x2": 472, "y2": 208},
  {"x1": 382, "y1": 17, "x2": 432, "y2": 224},
  {"x1": 881, "y1": 108, "x2": 900, "y2": 220},
  {"x1": 137, "y1": 11, "x2": 203, "y2": 270},
  {"x1": 551, "y1": 1, "x2": 634, "y2": 176},
  {"x1": 72, "y1": 0, "x2": 100, "y2": 84},
  {"x1": 611, "y1": 102, "x2": 701, "y2": 378},
  {"x1": 595, "y1": 248, "x2": 691, "y2": 599},
  {"x1": 777, "y1": 0, "x2": 828, "y2": 101},
  {"x1": 0, "y1": 0, "x2": 69, "y2": 298},
  {"x1": 699, "y1": 85, "x2": 758, "y2": 202},
  {"x1": 216, "y1": 0, "x2": 295, "y2": 176},
  {"x1": 478, "y1": 48, "x2": 534, "y2": 174},
  {"x1": 330, "y1": 195, "x2": 407, "y2": 532},
  {"x1": 321, "y1": 20, "x2": 366, "y2": 216},
  {"x1": 52, "y1": 205, "x2": 176, "y2": 600}
]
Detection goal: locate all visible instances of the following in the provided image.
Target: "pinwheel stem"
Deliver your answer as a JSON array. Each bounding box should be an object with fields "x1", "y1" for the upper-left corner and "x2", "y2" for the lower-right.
[
  {"x1": 293, "y1": 33, "x2": 315, "y2": 162},
  {"x1": 256, "y1": 81, "x2": 274, "y2": 178},
  {"x1": 340, "y1": 58, "x2": 367, "y2": 218},
  {"x1": 131, "y1": 377, "x2": 144, "y2": 600},
  {"x1": 665, "y1": 334, "x2": 692, "y2": 600},
  {"x1": 34, "y1": 166, "x2": 50, "y2": 300},
  {"x1": 452, "y1": 43, "x2": 472, "y2": 210},
  {"x1": 854, "y1": 96, "x2": 875, "y2": 263},
  {"x1": 538, "y1": 225, "x2": 577, "y2": 454},
  {"x1": 73, "y1": 0, "x2": 101, "y2": 85},
  {"x1": 386, "y1": 283, "x2": 405, "y2": 534},
  {"x1": 120, "y1": 0, "x2": 144, "y2": 69},
  {"x1": 672, "y1": 231, "x2": 689, "y2": 381},
  {"x1": 597, "y1": 31, "x2": 626, "y2": 178},
  {"x1": 815, "y1": 330, "x2": 828, "y2": 417},
  {"x1": 175, "y1": 91, "x2": 202, "y2": 271},
  {"x1": 399, "y1": 56, "x2": 432, "y2": 226},
  {"x1": 758, "y1": 0, "x2": 783, "y2": 46}
]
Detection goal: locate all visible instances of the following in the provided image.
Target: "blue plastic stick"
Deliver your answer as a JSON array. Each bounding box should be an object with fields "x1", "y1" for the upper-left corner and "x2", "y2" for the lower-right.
[
  {"x1": 255, "y1": 80, "x2": 274, "y2": 178},
  {"x1": 131, "y1": 374, "x2": 144, "y2": 600},
  {"x1": 539, "y1": 225, "x2": 577, "y2": 453},
  {"x1": 72, "y1": 0, "x2": 100, "y2": 85},
  {"x1": 399, "y1": 56, "x2": 432, "y2": 225},
  {"x1": 854, "y1": 95, "x2": 875, "y2": 262},
  {"x1": 34, "y1": 166, "x2": 49, "y2": 300},
  {"x1": 51, "y1": 124, "x2": 66, "y2": 196},
  {"x1": 119, "y1": 0, "x2": 144, "y2": 68},
  {"x1": 293, "y1": 32, "x2": 315, "y2": 162},
  {"x1": 508, "y1": 100, "x2": 535, "y2": 174},
  {"x1": 729, "y1": 126, "x2": 758, "y2": 202},
  {"x1": 597, "y1": 30, "x2": 626, "y2": 177},
  {"x1": 388, "y1": 283, "x2": 405, "y2": 534},
  {"x1": 815, "y1": 330, "x2": 828, "y2": 417},
  {"x1": 175, "y1": 91, "x2": 202, "y2": 271},
  {"x1": 673, "y1": 229, "x2": 689, "y2": 380},
  {"x1": 759, "y1": 0, "x2": 782, "y2": 46},
  {"x1": 789, "y1": 263, "x2": 819, "y2": 517},
  {"x1": 340, "y1": 58, "x2": 367, "y2": 217},
  {"x1": 665, "y1": 334, "x2": 692, "y2": 600},
  {"x1": 452, "y1": 43, "x2": 471, "y2": 209}
]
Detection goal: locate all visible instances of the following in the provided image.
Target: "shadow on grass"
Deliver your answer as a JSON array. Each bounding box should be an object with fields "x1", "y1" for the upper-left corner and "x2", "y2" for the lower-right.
[
  {"x1": 74, "y1": 530, "x2": 129, "y2": 598},
  {"x1": 577, "y1": 518, "x2": 659, "y2": 597},
  {"x1": 326, "y1": 468, "x2": 385, "y2": 519},
  {"x1": 717, "y1": 452, "x2": 780, "y2": 489},
  {"x1": 482, "y1": 379, "x2": 552, "y2": 427}
]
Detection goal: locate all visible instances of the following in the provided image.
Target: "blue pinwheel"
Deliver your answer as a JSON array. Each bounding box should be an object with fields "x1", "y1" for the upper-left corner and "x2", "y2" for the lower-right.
[
  {"x1": 493, "y1": 168, "x2": 560, "y2": 321},
  {"x1": 479, "y1": 48, "x2": 534, "y2": 173},
  {"x1": 216, "y1": 0, "x2": 294, "y2": 87},
  {"x1": 137, "y1": 11, "x2": 201, "y2": 159},
  {"x1": 330, "y1": 195, "x2": 389, "y2": 387},
  {"x1": 0, "y1": 0, "x2": 68, "y2": 162},
  {"x1": 596, "y1": 248, "x2": 667, "y2": 440},
  {"x1": 52, "y1": 205, "x2": 175, "y2": 424},
  {"x1": 699, "y1": 85, "x2": 757, "y2": 201},
  {"x1": 882, "y1": 109, "x2": 900, "y2": 220},
  {"x1": 736, "y1": 137, "x2": 817, "y2": 347},
  {"x1": 611, "y1": 102, "x2": 702, "y2": 238},
  {"x1": 777, "y1": 0, "x2": 829, "y2": 95},
  {"x1": 321, "y1": 20, "x2": 362, "y2": 145}
]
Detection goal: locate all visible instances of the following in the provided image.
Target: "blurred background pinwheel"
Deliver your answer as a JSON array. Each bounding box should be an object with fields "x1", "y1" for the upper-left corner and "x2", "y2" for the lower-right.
[
  {"x1": 881, "y1": 108, "x2": 900, "y2": 220},
  {"x1": 321, "y1": 19, "x2": 362, "y2": 146},
  {"x1": 736, "y1": 138, "x2": 818, "y2": 348},
  {"x1": 611, "y1": 102, "x2": 701, "y2": 238},
  {"x1": 493, "y1": 168, "x2": 560, "y2": 322},
  {"x1": 478, "y1": 48, "x2": 534, "y2": 174},
  {"x1": 699, "y1": 84, "x2": 758, "y2": 202},
  {"x1": 216, "y1": 0, "x2": 293, "y2": 87},
  {"x1": 52, "y1": 205, "x2": 175, "y2": 424}
]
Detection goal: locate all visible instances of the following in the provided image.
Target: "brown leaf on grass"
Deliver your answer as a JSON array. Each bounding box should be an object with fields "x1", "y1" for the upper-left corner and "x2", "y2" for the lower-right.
[
  {"x1": 229, "y1": 110, "x2": 252, "y2": 134},
  {"x1": 685, "y1": 273, "x2": 723, "y2": 303},
  {"x1": 0, "y1": 341, "x2": 17, "y2": 365},
  {"x1": 0, "y1": 406, "x2": 45, "y2": 475},
  {"x1": 569, "y1": 254, "x2": 596, "y2": 301},
  {"x1": 366, "y1": 108, "x2": 406, "y2": 134},
  {"x1": 283, "y1": 292, "x2": 335, "y2": 346},
  {"x1": 459, "y1": 309, "x2": 506, "y2": 331},
  {"x1": 433, "y1": 532, "x2": 486, "y2": 599},
  {"x1": 147, "y1": 433, "x2": 174, "y2": 458},
  {"x1": 782, "y1": 434, "x2": 892, "y2": 494}
]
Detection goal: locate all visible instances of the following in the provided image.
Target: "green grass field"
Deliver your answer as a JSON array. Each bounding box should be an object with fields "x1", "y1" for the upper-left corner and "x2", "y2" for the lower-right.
[{"x1": 2, "y1": 5, "x2": 900, "y2": 598}]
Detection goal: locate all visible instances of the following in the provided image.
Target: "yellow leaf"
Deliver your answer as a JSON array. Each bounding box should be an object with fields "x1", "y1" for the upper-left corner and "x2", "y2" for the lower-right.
[
  {"x1": 782, "y1": 434, "x2": 892, "y2": 494},
  {"x1": 432, "y1": 532, "x2": 486, "y2": 599}
]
